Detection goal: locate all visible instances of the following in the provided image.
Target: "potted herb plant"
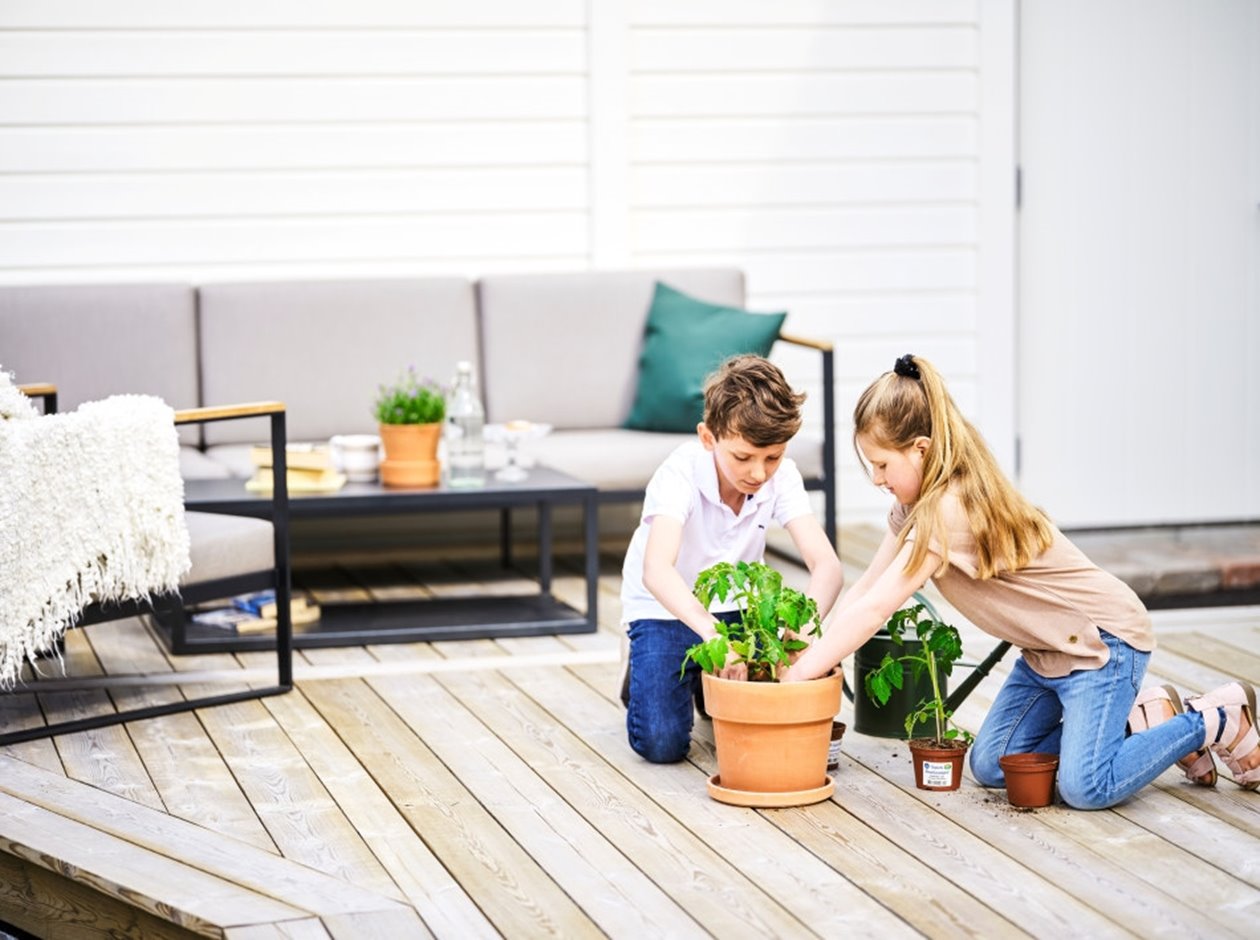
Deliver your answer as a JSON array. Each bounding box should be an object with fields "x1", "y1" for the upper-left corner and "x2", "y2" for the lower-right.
[
  {"x1": 374, "y1": 367, "x2": 445, "y2": 487},
  {"x1": 684, "y1": 561, "x2": 843, "y2": 807},
  {"x1": 863, "y1": 603, "x2": 974, "y2": 791}
]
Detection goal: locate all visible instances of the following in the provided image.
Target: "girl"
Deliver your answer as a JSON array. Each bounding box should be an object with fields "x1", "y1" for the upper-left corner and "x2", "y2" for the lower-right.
[{"x1": 782, "y1": 354, "x2": 1258, "y2": 807}]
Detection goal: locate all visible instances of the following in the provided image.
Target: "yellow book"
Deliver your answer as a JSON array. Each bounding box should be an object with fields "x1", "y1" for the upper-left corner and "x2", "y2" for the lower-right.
[
  {"x1": 246, "y1": 468, "x2": 347, "y2": 494},
  {"x1": 250, "y1": 443, "x2": 333, "y2": 473}
]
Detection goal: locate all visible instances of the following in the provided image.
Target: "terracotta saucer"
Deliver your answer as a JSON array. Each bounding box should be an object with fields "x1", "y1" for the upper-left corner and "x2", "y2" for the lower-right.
[{"x1": 706, "y1": 774, "x2": 834, "y2": 807}]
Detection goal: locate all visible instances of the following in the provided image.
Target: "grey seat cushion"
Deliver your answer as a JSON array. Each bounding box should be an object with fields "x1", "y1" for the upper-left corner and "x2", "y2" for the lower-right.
[
  {"x1": 179, "y1": 446, "x2": 234, "y2": 481},
  {"x1": 477, "y1": 268, "x2": 745, "y2": 430},
  {"x1": 183, "y1": 511, "x2": 274, "y2": 585},
  {"x1": 0, "y1": 282, "x2": 200, "y2": 445},
  {"x1": 198, "y1": 278, "x2": 477, "y2": 446}
]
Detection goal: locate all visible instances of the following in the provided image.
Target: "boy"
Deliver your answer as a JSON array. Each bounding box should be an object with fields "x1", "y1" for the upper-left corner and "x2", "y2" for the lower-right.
[{"x1": 620, "y1": 355, "x2": 844, "y2": 763}]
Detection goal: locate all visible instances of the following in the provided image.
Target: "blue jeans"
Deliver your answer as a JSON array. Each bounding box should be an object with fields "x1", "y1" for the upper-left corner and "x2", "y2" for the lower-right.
[
  {"x1": 625, "y1": 612, "x2": 741, "y2": 763},
  {"x1": 970, "y1": 630, "x2": 1207, "y2": 809}
]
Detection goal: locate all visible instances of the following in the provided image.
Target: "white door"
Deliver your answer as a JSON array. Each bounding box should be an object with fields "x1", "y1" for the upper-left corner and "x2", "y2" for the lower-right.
[{"x1": 1017, "y1": 0, "x2": 1260, "y2": 527}]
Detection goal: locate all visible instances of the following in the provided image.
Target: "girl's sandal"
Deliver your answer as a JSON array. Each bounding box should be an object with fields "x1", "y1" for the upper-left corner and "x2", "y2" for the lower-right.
[
  {"x1": 1185, "y1": 682, "x2": 1260, "y2": 791},
  {"x1": 1128, "y1": 685, "x2": 1217, "y2": 787}
]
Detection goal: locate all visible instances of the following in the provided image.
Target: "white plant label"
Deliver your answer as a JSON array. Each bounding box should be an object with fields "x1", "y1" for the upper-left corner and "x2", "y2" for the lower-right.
[{"x1": 921, "y1": 760, "x2": 953, "y2": 788}]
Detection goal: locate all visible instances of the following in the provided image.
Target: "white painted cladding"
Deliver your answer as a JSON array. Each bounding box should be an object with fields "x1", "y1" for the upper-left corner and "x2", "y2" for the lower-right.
[{"x1": 0, "y1": 0, "x2": 1008, "y2": 525}]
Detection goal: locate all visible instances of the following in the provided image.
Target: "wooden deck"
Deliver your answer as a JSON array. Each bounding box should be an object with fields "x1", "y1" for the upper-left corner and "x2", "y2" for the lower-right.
[{"x1": 1, "y1": 528, "x2": 1258, "y2": 939}]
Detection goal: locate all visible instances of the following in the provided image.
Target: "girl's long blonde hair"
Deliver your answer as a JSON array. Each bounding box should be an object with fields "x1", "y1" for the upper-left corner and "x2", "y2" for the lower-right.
[{"x1": 853, "y1": 354, "x2": 1052, "y2": 579}]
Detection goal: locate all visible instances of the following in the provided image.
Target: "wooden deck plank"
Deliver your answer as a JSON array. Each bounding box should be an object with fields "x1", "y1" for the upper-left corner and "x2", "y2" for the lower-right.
[
  {"x1": 35, "y1": 628, "x2": 166, "y2": 810},
  {"x1": 378, "y1": 645, "x2": 766, "y2": 937},
  {"x1": 830, "y1": 731, "x2": 1199, "y2": 938},
  {"x1": 297, "y1": 675, "x2": 603, "y2": 939},
  {"x1": 85, "y1": 616, "x2": 279, "y2": 854},
  {"x1": 375, "y1": 672, "x2": 691, "y2": 940},
  {"x1": 0, "y1": 757, "x2": 409, "y2": 920},
  {"x1": 0, "y1": 790, "x2": 306, "y2": 933},
  {"x1": 945, "y1": 663, "x2": 1260, "y2": 930},
  {"x1": 223, "y1": 919, "x2": 330, "y2": 939},
  {"x1": 258, "y1": 680, "x2": 499, "y2": 939},
  {"x1": 491, "y1": 637, "x2": 921, "y2": 937},
  {"x1": 1157, "y1": 633, "x2": 1260, "y2": 685},
  {"x1": 189, "y1": 696, "x2": 405, "y2": 901},
  {"x1": 431, "y1": 647, "x2": 975, "y2": 938},
  {"x1": 0, "y1": 846, "x2": 209, "y2": 940}
]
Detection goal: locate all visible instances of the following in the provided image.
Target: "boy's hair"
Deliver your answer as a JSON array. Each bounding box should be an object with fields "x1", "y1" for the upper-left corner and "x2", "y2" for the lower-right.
[
  {"x1": 853, "y1": 354, "x2": 1053, "y2": 579},
  {"x1": 703, "y1": 355, "x2": 805, "y2": 446}
]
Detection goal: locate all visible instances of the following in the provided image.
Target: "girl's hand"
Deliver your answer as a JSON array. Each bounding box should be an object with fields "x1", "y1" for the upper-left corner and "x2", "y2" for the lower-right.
[
  {"x1": 718, "y1": 649, "x2": 748, "y2": 681},
  {"x1": 778, "y1": 663, "x2": 803, "y2": 682}
]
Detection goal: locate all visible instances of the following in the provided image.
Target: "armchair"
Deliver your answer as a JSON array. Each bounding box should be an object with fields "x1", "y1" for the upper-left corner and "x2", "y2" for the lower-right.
[{"x1": 0, "y1": 385, "x2": 294, "y2": 746}]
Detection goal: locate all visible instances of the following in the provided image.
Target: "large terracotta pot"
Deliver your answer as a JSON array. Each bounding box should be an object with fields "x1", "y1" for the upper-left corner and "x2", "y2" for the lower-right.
[
  {"x1": 702, "y1": 669, "x2": 843, "y2": 807},
  {"x1": 908, "y1": 739, "x2": 970, "y2": 791},
  {"x1": 379, "y1": 422, "x2": 441, "y2": 488}
]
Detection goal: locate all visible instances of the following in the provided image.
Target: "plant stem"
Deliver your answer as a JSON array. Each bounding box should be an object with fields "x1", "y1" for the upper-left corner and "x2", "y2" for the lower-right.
[{"x1": 926, "y1": 643, "x2": 945, "y2": 745}]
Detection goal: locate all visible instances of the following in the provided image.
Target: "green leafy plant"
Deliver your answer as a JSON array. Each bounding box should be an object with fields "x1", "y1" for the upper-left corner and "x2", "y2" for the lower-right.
[
  {"x1": 863, "y1": 603, "x2": 974, "y2": 747},
  {"x1": 682, "y1": 561, "x2": 822, "y2": 682},
  {"x1": 374, "y1": 367, "x2": 446, "y2": 425}
]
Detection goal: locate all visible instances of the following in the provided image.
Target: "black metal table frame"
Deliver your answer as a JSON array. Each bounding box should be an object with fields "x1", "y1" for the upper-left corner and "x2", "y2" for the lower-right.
[{"x1": 172, "y1": 468, "x2": 599, "y2": 652}]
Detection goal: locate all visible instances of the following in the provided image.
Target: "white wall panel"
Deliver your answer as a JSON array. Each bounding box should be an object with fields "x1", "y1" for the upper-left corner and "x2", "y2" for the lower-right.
[
  {"x1": 0, "y1": 77, "x2": 588, "y2": 124},
  {"x1": 1, "y1": 1, "x2": 586, "y2": 28},
  {"x1": 0, "y1": 168, "x2": 588, "y2": 219},
  {"x1": 631, "y1": 206, "x2": 975, "y2": 252},
  {"x1": 0, "y1": 0, "x2": 1017, "y2": 527},
  {"x1": 0, "y1": 31, "x2": 586, "y2": 76},
  {"x1": 633, "y1": 73, "x2": 976, "y2": 116},
  {"x1": 630, "y1": 28, "x2": 976, "y2": 71},
  {"x1": 0, "y1": 2, "x2": 592, "y2": 281},
  {"x1": 0, "y1": 123, "x2": 588, "y2": 173},
  {"x1": 625, "y1": 0, "x2": 1006, "y2": 523},
  {"x1": 632, "y1": 163, "x2": 975, "y2": 207},
  {"x1": 632, "y1": 116, "x2": 976, "y2": 162}
]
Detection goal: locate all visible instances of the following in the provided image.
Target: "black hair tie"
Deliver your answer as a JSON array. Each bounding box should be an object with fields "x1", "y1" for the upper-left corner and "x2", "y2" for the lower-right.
[{"x1": 893, "y1": 354, "x2": 920, "y2": 380}]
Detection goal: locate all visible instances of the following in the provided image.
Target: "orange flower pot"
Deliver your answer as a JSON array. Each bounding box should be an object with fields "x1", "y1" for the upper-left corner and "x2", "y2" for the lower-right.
[
  {"x1": 379, "y1": 422, "x2": 441, "y2": 488},
  {"x1": 702, "y1": 669, "x2": 843, "y2": 807},
  {"x1": 999, "y1": 752, "x2": 1059, "y2": 807}
]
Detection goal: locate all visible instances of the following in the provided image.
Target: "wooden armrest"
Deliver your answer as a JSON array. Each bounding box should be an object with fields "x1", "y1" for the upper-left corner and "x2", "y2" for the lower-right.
[
  {"x1": 778, "y1": 331, "x2": 833, "y2": 353},
  {"x1": 16, "y1": 382, "x2": 57, "y2": 398},
  {"x1": 175, "y1": 401, "x2": 286, "y2": 425}
]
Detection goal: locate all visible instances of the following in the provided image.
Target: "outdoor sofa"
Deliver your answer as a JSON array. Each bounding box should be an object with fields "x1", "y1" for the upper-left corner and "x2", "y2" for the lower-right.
[{"x1": 0, "y1": 269, "x2": 836, "y2": 545}]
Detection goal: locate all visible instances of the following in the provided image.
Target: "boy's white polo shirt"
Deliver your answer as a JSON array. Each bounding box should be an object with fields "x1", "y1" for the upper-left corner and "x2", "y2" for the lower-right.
[{"x1": 620, "y1": 440, "x2": 814, "y2": 623}]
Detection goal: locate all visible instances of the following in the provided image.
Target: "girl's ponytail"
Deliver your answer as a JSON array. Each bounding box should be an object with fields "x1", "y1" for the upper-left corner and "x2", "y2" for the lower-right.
[{"x1": 856, "y1": 354, "x2": 1052, "y2": 578}]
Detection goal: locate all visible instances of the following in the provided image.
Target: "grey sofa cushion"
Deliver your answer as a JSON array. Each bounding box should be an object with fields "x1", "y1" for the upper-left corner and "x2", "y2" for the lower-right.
[
  {"x1": 179, "y1": 446, "x2": 234, "y2": 481},
  {"x1": 183, "y1": 511, "x2": 274, "y2": 585},
  {"x1": 0, "y1": 283, "x2": 200, "y2": 445},
  {"x1": 477, "y1": 269, "x2": 744, "y2": 429},
  {"x1": 199, "y1": 278, "x2": 477, "y2": 446},
  {"x1": 532, "y1": 428, "x2": 824, "y2": 493}
]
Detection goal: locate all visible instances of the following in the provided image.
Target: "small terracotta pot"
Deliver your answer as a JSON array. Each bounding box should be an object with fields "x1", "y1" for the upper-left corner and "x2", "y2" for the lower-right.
[
  {"x1": 999, "y1": 752, "x2": 1059, "y2": 808},
  {"x1": 379, "y1": 422, "x2": 441, "y2": 487},
  {"x1": 908, "y1": 739, "x2": 969, "y2": 791},
  {"x1": 702, "y1": 669, "x2": 843, "y2": 806}
]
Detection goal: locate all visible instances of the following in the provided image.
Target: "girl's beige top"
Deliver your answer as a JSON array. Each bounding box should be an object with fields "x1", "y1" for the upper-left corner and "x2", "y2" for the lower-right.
[{"x1": 891, "y1": 494, "x2": 1153, "y2": 678}]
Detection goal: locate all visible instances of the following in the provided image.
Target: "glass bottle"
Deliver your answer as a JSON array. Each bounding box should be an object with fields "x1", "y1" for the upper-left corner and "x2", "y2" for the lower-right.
[{"x1": 445, "y1": 360, "x2": 485, "y2": 487}]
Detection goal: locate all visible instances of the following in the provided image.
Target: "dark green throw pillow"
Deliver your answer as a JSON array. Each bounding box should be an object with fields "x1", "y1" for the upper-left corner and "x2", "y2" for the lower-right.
[{"x1": 623, "y1": 282, "x2": 786, "y2": 433}]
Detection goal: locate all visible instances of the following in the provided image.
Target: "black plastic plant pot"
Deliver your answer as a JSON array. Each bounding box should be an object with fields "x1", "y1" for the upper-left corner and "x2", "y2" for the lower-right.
[{"x1": 853, "y1": 630, "x2": 947, "y2": 738}]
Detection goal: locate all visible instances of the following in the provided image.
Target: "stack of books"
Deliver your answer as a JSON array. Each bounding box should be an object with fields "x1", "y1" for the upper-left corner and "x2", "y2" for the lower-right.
[
  {"x1": 245, "y1": 443, "x2": 346, "y2": 494},
  {"x1": 190, "y1": 589, "x2": 321, "y2": 636}
]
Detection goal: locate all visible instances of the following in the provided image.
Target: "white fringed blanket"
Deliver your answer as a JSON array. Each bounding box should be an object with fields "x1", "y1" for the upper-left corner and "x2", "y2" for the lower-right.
[{"x1": 0, "y1": 371, "x2": 190, "y2": 688}]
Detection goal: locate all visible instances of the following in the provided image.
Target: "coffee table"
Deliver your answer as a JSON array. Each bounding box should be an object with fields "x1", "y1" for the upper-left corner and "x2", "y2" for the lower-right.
[{"x1": 175, "y1": 466, "x2": 599, "y2": 652}]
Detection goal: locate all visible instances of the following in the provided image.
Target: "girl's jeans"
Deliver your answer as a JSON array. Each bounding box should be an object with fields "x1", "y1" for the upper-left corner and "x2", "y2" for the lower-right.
[
  {"x1": 970, "y1": 630, "x2": 1207, "y2": 809},
  {"x1": 625, "y1": 612, "x2": 741, "y2": 763}
]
